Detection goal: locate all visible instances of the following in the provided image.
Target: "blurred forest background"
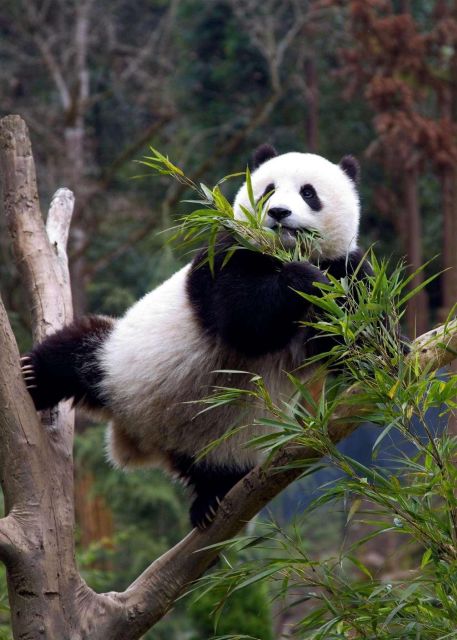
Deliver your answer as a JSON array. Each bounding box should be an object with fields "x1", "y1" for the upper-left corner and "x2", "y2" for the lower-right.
[{"x1": 0, "y1": 0, "x2": 457, "y2": 638}]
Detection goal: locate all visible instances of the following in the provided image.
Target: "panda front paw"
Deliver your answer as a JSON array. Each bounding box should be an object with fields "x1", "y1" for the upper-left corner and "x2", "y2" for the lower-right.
[
  {"x1": 190, "y1": 493, "x2": 222, "y2": 530},
  {"x1": 282, "y1": 261, "x2": 329, "y2": 295}
]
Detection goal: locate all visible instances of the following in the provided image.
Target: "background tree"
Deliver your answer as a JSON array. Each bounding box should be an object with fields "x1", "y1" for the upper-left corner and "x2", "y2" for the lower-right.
[{"x1": 342, "y1": 0, "x2": 457, "y2": 336}]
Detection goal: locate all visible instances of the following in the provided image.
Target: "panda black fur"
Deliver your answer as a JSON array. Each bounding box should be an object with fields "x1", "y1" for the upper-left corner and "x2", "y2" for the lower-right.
[{"x1": 23, "y1": 145, "x2": 372, "y2": 529}]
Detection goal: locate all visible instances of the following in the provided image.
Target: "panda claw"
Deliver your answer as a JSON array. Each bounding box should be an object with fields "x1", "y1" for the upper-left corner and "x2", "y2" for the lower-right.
[
  {"x1": 196, "y1": 512, "x2": 215, "y2": 530},
  {"x1": 190, "y1": 494, "x2": 223, "y2": 530},
  {"x1": 23, "y1": 376, "x2": 35, "y2": 383},
  {"x1": 20, "y1": 356, "x2": 31, "y2": 363},
  {"x1": 215, "y1": 496, "x2": 222, "y2": 506},
  {"x1": 21, "y1": 365, "x2": 34, "y2": 373},
  {"x1": 26, "y1": 384, "x2": 37, "y2": 390}
]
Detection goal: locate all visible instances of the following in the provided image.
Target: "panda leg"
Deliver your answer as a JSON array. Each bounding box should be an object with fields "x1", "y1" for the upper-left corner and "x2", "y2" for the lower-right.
[
  {"x1": 22, "y1": 315, "x2": 114, "y2": 411},
  {"x1": 169, "y1": 453, "x2": 252, "y2": 529}
]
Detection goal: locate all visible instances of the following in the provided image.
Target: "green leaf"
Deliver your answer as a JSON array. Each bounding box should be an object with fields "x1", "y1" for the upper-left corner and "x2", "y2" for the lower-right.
[{"x1": 420, "y1": 547, "x2": 433, "y2": 569}]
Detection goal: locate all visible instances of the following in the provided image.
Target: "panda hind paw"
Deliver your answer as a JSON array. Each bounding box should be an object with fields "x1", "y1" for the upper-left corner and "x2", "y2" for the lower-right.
[{"x1": 190, "y1": 494, "x2": 222, "y2": 530}]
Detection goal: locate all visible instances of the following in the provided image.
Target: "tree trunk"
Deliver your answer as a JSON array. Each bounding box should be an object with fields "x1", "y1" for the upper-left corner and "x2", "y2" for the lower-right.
[
  {"x1": 440, "y1": 167, "x2": 457, "y2": 311},
  {"x1": 304, "y1": 57, "x2": 319, "y2": 153},
  {"x1": 403, "y1": 167, "x2": 429, "y2": 336}
]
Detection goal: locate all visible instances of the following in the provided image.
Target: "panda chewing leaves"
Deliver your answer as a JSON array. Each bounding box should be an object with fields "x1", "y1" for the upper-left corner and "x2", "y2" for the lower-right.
[{"x1": 22, "y1": 144, "x2": 372, "y2": 529}]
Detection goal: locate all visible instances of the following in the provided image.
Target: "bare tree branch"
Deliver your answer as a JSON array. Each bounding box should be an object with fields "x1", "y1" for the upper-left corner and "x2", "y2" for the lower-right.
[
  {"x1": 31, "y1": 33, "x2": 71, "y2": 111},
  {"x1": 46, "y1": 187, "x2": 75, "y2": 321},
  {"x1": 47, "y1": 188, "x2": 75, "y2": 252},
  {"x1": 0, "y1": 116, "x2": 69, "y2": 342},
  {"x1": 228, "y1": 0, "x2": 308, "y2": 92}
]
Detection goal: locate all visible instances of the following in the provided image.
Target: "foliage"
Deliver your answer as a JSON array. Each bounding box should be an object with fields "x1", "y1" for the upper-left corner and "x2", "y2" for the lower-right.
[
  {"x1": 188, "y1": 578, "x2": 273, "y2": 640},
  {"x1": 186, "y1": 255, "x2": 457, "y2": 638},
  {"x1": 342, "y1": 1, "x2": 457, "y2": 172},
  {"x1": 175, "y1": 0, "x2": 269, "y2": 128}
]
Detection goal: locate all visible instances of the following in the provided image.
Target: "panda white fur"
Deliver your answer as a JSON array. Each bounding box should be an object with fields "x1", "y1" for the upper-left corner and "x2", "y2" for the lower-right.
[{"x1": 23, "y1": 144, "x2": 371, "y2": 528}]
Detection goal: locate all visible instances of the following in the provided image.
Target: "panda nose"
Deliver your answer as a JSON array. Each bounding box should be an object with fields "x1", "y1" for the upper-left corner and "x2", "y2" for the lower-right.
[{"x1": 268, "y1": 207, "x2": 291, "y2": 222}]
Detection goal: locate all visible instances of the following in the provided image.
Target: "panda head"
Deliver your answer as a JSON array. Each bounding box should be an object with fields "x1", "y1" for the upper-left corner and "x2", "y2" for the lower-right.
[{"x1": 232, "y1": 144, "x2": 361, "y2": 260}]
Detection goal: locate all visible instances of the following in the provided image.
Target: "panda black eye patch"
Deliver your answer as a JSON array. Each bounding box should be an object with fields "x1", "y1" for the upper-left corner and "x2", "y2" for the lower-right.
[
  {"x1": 261, "y1": 183, "x2": 275, "y2": 199},
  {"x1": 300, "y1": 184, "x2": 322, "y2": 212}
]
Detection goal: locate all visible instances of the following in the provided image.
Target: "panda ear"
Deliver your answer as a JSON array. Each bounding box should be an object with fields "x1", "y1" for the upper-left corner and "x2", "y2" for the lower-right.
[
  {"x1": 339, "y1": 155, "x2": 360, "y2": 183},
  {"x1": 251, "y1": 144, "x2": 278, "y2": 169}
]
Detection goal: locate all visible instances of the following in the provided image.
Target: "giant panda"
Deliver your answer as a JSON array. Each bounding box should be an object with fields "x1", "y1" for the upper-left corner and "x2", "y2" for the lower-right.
[{"x1": 22, "y1": 144, "x2": 372, "y2": 529}]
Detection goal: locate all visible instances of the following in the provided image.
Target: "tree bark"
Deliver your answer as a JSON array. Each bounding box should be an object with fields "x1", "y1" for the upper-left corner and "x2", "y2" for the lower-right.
[{"x1": 1, "y1": 114, "x2": 457, "y2": 639}]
